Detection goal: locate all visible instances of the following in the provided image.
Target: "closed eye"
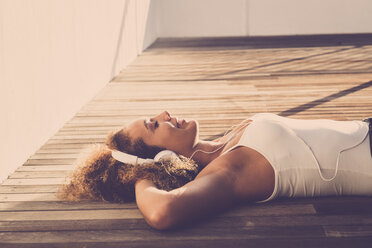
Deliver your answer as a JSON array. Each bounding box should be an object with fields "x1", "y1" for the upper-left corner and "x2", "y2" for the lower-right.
[{"x1": 147, "y1": 119, "x2": 159, "y2": 131}]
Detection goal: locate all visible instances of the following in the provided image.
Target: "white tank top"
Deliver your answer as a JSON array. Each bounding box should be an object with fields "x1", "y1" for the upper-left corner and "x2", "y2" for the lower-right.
[{"x1": 223, "y1": 113, "x2": 370, "y2": 202}]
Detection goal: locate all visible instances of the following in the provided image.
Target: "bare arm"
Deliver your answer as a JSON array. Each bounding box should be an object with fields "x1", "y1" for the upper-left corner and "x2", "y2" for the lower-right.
[{"x1": 135, "y1": 162, "x2": 239, "y2": 230}]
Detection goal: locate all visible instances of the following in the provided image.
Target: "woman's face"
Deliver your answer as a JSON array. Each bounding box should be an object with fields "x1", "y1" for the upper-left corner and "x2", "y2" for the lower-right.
[{"x1": 124, "y1": 111, "x2": 199, "y2": 155}]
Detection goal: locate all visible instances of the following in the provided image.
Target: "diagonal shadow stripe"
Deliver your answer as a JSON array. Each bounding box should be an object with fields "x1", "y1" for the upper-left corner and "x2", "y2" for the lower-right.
[
  {"x1": 203, "y1": 46, "x2": 358, "y2": 80},
  {"x1": 207, "y1": 80, "x2": 372, "y2": 140},
  {"x1": 279, "y1": 80, "x2": 372, "y2": 117}
]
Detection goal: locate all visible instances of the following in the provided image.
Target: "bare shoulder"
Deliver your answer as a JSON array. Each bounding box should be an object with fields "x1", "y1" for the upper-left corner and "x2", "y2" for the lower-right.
[{"x1": 198, "y1": 146, "x2": 275, "y2": 202}]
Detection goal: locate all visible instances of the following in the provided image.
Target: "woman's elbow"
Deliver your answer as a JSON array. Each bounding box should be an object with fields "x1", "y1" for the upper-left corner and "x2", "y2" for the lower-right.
[{"x1": 146, "y1": 202, "x2": 175, "y2": 230}]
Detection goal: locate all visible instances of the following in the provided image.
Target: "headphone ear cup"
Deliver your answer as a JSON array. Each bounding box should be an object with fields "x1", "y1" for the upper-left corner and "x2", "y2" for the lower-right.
[{"x1": 154, "y1": 150, "x2": 180, "y2": 162}]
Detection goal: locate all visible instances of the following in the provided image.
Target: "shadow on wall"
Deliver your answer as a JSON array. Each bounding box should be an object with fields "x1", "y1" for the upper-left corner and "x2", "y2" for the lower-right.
[
  {"x1": 111, "y1": 0, "x2": 157, "y2": 79},
  {"x1": 142, "y1": 0, "x2": 157, "y2": 51},
  {"x1": 111, "y1": 0, "x2": 130, "y2": 79}
]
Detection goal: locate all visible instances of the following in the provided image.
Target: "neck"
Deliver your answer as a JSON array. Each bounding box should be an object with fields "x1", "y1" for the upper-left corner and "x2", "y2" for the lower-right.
[
  {"x1": 184, "y1": 119, "x2": 250, "y2": 167},
  {"x1": 187, "y1": 140, "x2": 225, "y2": 167}
]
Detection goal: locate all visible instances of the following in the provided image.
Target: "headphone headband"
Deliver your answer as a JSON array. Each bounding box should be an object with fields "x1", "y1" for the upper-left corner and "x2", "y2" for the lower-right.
[
  {"x1": 111, "y1": 149, "x2": 179, "y2": 165},
  {"x1": 111, "y1": 150, "x2": 154, "y2": 165}
]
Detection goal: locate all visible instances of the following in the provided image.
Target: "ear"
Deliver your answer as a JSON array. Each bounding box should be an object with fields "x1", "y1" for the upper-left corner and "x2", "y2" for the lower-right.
[{"x1": 154, "y1": 150, "x2": 180, "y2": 162}]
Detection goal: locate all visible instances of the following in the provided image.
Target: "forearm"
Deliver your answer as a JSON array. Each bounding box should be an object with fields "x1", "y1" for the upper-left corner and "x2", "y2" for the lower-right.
[
  {"x1": 134, "y1": 172, "x2": 238, "y2": 230},
  {"x1": 135, "y1": 179, "x2": 173, "y2": 230}
]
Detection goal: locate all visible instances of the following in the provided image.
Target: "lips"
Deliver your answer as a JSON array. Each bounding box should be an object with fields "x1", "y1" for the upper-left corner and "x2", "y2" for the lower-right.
[
  {"x1": 175, "y1": 118, "x2": 185, "y2": 128},
  {"x1": 179, "y1": 119, "x2": 185, "y2": 128}
]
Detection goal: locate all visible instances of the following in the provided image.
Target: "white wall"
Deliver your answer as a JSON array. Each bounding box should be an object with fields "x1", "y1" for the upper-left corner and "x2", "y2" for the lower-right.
[
  {"x1": 157, "y1": 0, "x2": 372, "y2": 37},
  {"x1": 157, "y1": 0, "x2": 247, "y2": 37},
  {"x1": 0, "y1": 0, "x2": 157, "y2": 182},
  {"x1": 248, "y1": 0, "x2": 372, "y2": 36}
]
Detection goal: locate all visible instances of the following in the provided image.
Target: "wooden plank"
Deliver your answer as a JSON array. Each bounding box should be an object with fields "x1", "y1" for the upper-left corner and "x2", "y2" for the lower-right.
[
  {"x1": 3, "y1": 238, "x2": 372, "y2": 248},
  {"x1": 0, "y1": 193, "x2": 60, "y2": 202},
  {"x1": 9, "y1": 171, "x2": 71, "y2": 179},
  {"x1": 34, "y1": 148, "x2": 83, "y2": 154},
  {"x1": 0, "y1": 218, "x2": 150, "y2": 232},
  {"x1": 24, "y1": 159, "x2": 77, "y2": 165},
  {"x1": 313, "y1": 197, "x2": 372, "y2": 215},
  {"x1": 0, "y1": 226, "x2": 326, "y2": 246},
  {"x1": 0, "y1": 201, "x2": 137, "y2": 211},
  {"x1": 0, "y1": 202, "x2": 315, "y2": 218},
  {"x1": 0, "y1": 209, "x2": 143, "y2": 221},
  {"x1": 16, "y1": 165, "x2": 77, "y2": 172},
  {"x1": 0, "y1": 185, "x2": 59, "y2": 194},
  {"x1": 29, "y1": 153, "x2": 80, "y2": 159},
  {"x1": 2, "y1": 237, "x2": 372, "y2": 248},
  {"x1": 225, "y1": 203, "x2": 316, "y2": 216},
  {"x1": 324, "y1": 225, "x2": 372, "y2": 238},
  {"x1": 2, "y1": 215, "x2": 372, "y2": 232},
  {"x1": 1, "y1": 178, "x2": 68, "y2": 186}
]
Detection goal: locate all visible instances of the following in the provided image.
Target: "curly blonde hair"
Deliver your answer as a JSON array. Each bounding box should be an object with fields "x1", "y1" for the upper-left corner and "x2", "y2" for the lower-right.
[{"x1": 58, "y1": 129, "x2": 200, "y2": 203}]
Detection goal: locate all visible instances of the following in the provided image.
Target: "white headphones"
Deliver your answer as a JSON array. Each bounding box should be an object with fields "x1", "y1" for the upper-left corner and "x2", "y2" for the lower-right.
[{"x1": 111, "y1": 149, "x2": 179, "y2": 165}]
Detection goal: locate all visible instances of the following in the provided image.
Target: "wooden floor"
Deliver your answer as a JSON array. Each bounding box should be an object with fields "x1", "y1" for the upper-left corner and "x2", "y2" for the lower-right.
[{"x1": 1, "y1": 34, "x2": 372, "y2": 247}]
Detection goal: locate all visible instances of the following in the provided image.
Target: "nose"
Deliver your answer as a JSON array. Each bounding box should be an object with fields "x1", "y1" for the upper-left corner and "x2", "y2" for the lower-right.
[
  {"x1": 161, "y1": 111, "x2": 171, "y2": 121},
  {"x1": 153, "y1": 111, "x2": 171, "y2": 122}
]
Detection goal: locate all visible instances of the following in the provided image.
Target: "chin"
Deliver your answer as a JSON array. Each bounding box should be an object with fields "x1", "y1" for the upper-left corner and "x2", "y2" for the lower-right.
[
  {"x1": 189, "y1": 120, "x2": 199, "y2": 147},
  {"x1": 186, "y1": 119, "x2": 198, "y2": 130}
]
